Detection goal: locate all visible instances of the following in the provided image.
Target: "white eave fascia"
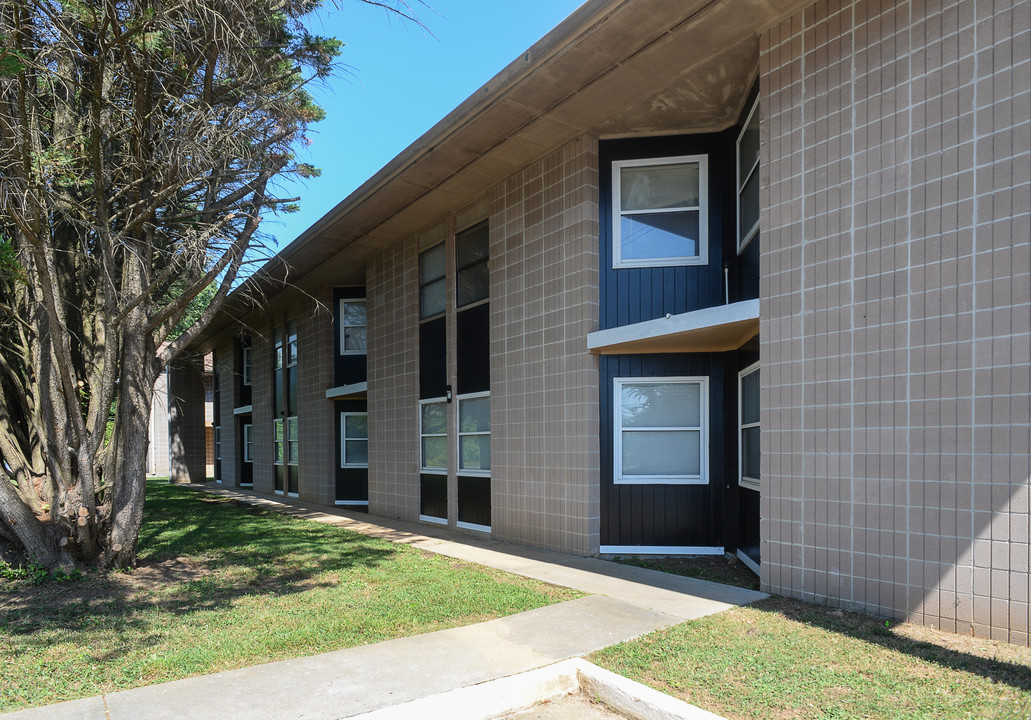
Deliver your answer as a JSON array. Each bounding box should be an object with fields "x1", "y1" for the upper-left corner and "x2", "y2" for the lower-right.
[
  {"x1": 233, "y1": 405, "x2": 253, "y2": 415},
  {"x1": 587, "y1": 299, "x2": 760, "y2": 355},
  {"x1": 326, "y1": 382, "x2": 368, "y2": 400}
]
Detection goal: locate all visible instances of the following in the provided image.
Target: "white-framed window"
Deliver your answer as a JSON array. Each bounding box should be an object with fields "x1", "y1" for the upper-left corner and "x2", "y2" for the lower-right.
[
  {"x1": 739, "y1": 362, "x2": 760, "y2": 491},
  {"x1": 243, "y1": 423, "x2": 253, "y2": 463},
  {"x1": 614, "y1": 377, "x2": 708, "y2": 485},
  {"x1": 273, "y1": 419, "x2": 284, "y2": 467},
  {"x1": 339, "y1": 299, "x2": 368, "y2": 354},
  {"x1": 612, "y1": 155, "x2": 708, "y2": 269},
  {"x1": 341, "y1": 412, "x2": 369, "y2": 467},
  {"x1": 457, "y1": 392, "x2": 490, "y2": 475},
  {"x1": 214, "y1": 426, "x2": 221, "y2": 461},
  {"x1": 737, "y1": 98, "x2": 760, "y2": 253},
  {"x1": 420, "y1": 398, "x2": 447, "y2": 471},
  {"x1": 242, "y1": 346, "x2": 252, "y2": 386}
]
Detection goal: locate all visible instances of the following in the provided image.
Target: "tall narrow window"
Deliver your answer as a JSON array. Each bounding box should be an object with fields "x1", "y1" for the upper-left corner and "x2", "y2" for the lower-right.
[
  {"x1": 455, "y1": 221, "x2": 489, "y2": 307},
  {"x1": 340, "y1": 299, "x2": 368, "y2": 354},
  {"x1": 419, "y1": 244, "x2": 446, "y2": 319},
  {"x1": 739, "y1": 363, "x2": 760, "y2": 491},
  {"x1": 341, "y1": 413, "x2": 368, "y2": 467},
  {"x1": 612, "y1": 155, "x2": 708, "y2": 268},
  {"x1": 614, "y1": 377, "x2": 708, "y2": 484},
  {"x1": 285, "y1": 319, "x2": 298, "y2": 496},
  {"x1": 737, "y1": 98, "x2": 760, "y2": 252},
  {"x1": 272, "y1": 320, "x2": 299, "y2": 495}
]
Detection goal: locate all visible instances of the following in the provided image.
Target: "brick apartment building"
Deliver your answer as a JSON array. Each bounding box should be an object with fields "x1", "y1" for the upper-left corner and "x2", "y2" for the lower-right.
[{"x1": 167, "y1": 0, "x2": 1031, "y2": 643}]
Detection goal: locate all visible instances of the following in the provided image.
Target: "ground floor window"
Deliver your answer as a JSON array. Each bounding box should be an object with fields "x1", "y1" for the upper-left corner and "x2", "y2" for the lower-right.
[
  {"x1": 613, "y1": 377, "x2": 708, "y2": 484},
  {"x1": 419, "y1": 398, "x2": 448, "y2": 523},
  {"x1": 340, "y1": 413, "x2": 368, "y2": 467},
  {"x1": 243, "y1": 423, "x2": 253, "y2": 463},
  {"x1": 457, "y1": 392, "x2": 490, "y2": 530},
  {"x1": 273, "y1": 418, "x2": 284, "y2": 494}
]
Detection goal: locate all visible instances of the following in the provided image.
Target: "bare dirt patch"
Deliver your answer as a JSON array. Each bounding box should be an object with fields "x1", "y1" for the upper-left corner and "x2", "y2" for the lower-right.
[{"x1": 614, "y1": 553, "x2": 760, "y2": 590}]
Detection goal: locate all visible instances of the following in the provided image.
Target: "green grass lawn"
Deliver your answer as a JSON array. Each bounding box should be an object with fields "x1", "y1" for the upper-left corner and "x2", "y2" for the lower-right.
[
  {"x1": 0, "y1": 482, "x2": 579, "y2": 712},
  {"x1": 591, "y1": 596, "x2": 1031, "y2": 720}
]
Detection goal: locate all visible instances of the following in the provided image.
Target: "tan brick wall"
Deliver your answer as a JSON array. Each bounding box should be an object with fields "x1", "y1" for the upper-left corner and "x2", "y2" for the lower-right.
[
  {"x1": 168, "y1": 355, "x2": 207, "y2": 483},
  {"x1": 489, "y1": 135, "x2": 602, "y2": 556},
  {"x1": 760, "y1": 0, "x2": 1031, "y2": 643},
  {"x1": 214, "y1": 344, "x2": 237, "y2": 485},
  {"x1": 250, "y1": 323, "x2": 275, "y2": 494},
  {"x1": 298, "y1": 294, "x2": 337, "y2": 505},
  {"x1": 367, "y1": 238, "x2": 421, "y2": 520}
]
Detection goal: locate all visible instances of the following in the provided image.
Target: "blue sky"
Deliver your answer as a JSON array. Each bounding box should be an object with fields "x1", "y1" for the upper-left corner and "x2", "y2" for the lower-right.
[{"x1": 268, "y1": 0, "x2": 586, "y2": 248}]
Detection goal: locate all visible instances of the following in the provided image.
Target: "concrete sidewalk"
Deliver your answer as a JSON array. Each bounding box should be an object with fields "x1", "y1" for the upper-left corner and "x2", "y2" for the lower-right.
[{"x1": 4, "y1": 485, "x2": 765, "y2": 720}]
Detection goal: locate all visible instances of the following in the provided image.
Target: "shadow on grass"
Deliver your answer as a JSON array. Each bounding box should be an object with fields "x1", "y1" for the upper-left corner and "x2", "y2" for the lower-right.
[
  {"x1": 0, "y1": 483, "x2": 397, "y2": 643},
  {"x1": 758, "y1": 596, "x2": 1031, "y2": 694}
]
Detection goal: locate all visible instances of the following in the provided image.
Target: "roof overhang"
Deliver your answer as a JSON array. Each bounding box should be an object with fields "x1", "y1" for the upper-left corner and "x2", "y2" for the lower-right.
[
  {"x1": 587, "y1": 299, "x2": 759, "y2": 354},
  {"x1": 193, "y1": 0, "x2": 810, "y2": 351}
]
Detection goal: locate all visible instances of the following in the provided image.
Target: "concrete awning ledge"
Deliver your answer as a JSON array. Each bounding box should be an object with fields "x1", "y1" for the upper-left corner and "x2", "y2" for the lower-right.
[
  {"x1": 325, "y1": 382, "x2": 368, "y2": 399},
  {"x1": 587, "y1": 299, "x2": 759, "y2": 354}
]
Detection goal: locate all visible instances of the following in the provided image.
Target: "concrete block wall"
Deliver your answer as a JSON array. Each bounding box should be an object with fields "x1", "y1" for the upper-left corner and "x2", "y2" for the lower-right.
[
  {"x1": 298, "y1": 293, "x2": 337, "y2": 505},
  {"x1": 147, "y1": 368, "x2": 170, "y2": 476},
  {"x1": 251, "y1": 323, "x2": 275, "y2": 494},
  {"x1": 168, "y1": 357, "x2": 207, "y2": 483},
  {"x1": 214, "y1": 344, "x2": 237, "y2": 485},
  {"x1": 759, "y1": 0, "x2": 1031, "y2": 642},
  {"x1": 367, "y1": 238, "x2": 421, "y2": 520},
  {"x1": 489, "y1": 135, "x2": 602, "y2": 556}
]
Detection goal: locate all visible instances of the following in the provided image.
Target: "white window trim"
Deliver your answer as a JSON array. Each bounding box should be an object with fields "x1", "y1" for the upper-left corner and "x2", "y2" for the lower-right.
[
  {"x1": 339, "y1": 298, "x2": 368, "y2": 356},
  {"x1": 242, "y1": 346, "x2": 252, "y2": 386},
  {"x1": 420, "y1": 514, "x2": 448, "y2": 525},
  {"x1": 456, "y1": 391, "x2": 490, "y2": 477},
  {"x1": 340, "y1": 411, "x2": 369, "y2": 468},
  {"x1": 736, "y1": 98, "x2": 760, "y2": 254},
  {"x1": 738, "y1": 361, "x2": 760, "y2": 492},
  {"x1": 214, "y1": 425, "x2": 221, "y2": 461},
  {"x1": 600, "y1": 545, "x2": 724, "y2": 556},
  {"x1": 613, "y1": 376, "x2": 709, "y2": 485},
  {"x1": 419, "y1": 397, "x2": 448, "y2": 472},
  {"x1": 456, "y1": 520, "x2": 491, "y2": 533},
  {"x1": 243, "y1": 423, "x2": 253, "y2": 463},
  {"x1": 612, "y1": 154, "x2": 709, "y2": 269}
]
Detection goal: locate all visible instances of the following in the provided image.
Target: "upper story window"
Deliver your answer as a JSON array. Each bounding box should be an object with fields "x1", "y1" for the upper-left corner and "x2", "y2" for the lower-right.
[
  {"x1": 455, "y1": 220, "x2": 489, "y2": 307},
  {"x1": 419, "y1": 243, "x2": 446, "y2": 319},
  {"x1": 737, "y1": 98, "x2": 760, "y2": 252},
  {"x1": 339, "y1": 299, "x2": 368, "y2": 354},
  {"x1": 241, "y1": 345, "x2": 252, "y2": 386},
  {"x1": 612, "y1": 155, "x2": 708, "y2": 269}
]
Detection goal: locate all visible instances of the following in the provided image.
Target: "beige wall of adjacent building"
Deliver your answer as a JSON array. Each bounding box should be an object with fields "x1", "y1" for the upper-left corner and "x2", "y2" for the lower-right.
[{"x1": 760, "y1": 0, "x2": 1031, "y2": 643}]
